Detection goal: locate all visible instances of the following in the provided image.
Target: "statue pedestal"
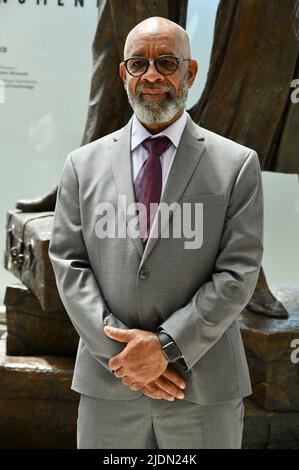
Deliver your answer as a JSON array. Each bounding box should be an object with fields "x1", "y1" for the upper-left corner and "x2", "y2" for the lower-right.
[
  {"x1": 4, "y1": 284, "x2": 78, "y2": 356},
  {"x1": 240, "y1": 286, "x2": 299, "y2": 411},
  {"x1": 238, "y1": 285, "x2": 299, "y2": 448},
  {"x1": 243, "y1": 399, "x2": 299, "y2": 449},
  {"x1": 240, "y1": 285, "x2": 299, "y2": 412},
  {"x1": 240, "y1": 285, "x2": 299, "y2": 448},
  {"x1": 0, "y1": 336, "x2": 79, "y2": 449}
]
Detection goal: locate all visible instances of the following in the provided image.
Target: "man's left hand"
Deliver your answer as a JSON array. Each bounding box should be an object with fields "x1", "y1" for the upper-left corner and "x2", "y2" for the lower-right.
[{"x1": 104, "y1": 326, "x2": 168, "y2": 389}]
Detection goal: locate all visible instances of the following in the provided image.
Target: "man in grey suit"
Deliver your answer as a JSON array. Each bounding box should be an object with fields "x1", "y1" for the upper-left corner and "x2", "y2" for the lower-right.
[{"x1": 49, "y1": 17, "x2": 263, "y2": 449}]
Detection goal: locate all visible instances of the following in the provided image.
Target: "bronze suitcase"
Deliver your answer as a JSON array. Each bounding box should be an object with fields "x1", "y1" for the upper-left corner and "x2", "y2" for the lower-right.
[{"x1": 5, "y1": 210, "x2": 64, "y2": 311}]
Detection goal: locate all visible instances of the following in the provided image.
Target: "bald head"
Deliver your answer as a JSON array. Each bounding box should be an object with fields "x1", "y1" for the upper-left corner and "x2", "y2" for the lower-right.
[
  {"x1": 119, "y1": 16, "x2": 198, "y2": 133},
  {"x1": 124, "y1": 16, "x2": 191, "y2": 59}
]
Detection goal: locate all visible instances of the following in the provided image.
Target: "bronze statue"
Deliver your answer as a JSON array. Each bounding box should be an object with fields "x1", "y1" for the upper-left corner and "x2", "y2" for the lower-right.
[
  {"x1": 188, "y1": 0, "x2": 299, "y2": 319},
  {"x1": 16, "y1": 0, "x2": 299, "y2": 318}
]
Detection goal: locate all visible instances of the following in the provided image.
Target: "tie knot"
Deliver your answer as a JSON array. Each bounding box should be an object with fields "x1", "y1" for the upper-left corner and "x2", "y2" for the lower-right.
[{"x1": 142, "y1": 136, "x2": 171, "y2": 158}]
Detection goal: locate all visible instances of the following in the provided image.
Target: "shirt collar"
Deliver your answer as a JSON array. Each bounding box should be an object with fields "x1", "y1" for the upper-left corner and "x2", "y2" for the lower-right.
[{"x1": 131, "y1": 110, "x2": 188, "y2": 151}]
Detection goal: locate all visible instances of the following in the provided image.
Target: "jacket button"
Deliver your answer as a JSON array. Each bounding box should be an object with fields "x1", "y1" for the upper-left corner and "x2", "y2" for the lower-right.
[{"x1": 139, "y1": 267, "x2": 149, "y2": 279}]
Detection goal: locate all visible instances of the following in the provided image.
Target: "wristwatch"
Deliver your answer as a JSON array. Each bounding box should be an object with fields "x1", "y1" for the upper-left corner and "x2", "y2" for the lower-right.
[{"x1": 157, "y1": 331, "x2": 183, "y2": 362}]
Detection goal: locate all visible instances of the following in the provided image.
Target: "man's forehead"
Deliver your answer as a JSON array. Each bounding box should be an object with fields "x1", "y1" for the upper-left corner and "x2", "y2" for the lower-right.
[{"x1": 125, "y1": 32, "x2": 182, "y2": 57}]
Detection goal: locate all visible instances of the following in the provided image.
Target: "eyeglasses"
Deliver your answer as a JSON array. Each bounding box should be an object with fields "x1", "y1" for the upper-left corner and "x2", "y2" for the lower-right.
[{"x1": 122, "y1": 55, "x2": 190, "y2": 77}]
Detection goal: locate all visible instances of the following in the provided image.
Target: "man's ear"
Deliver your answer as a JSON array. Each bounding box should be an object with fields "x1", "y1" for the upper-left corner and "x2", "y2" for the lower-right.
[
  {"x1": 119, "y1": 63, "x2": 127, "y2": 87},
  {"x1": 188, "y1": 60, "x2": 198, "y2": 88}
]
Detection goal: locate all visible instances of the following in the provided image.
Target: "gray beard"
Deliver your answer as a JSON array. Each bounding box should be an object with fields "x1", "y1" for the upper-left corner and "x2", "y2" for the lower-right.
[{"x1": 126, "y1": 77, "x2": 189, "y2": 125}]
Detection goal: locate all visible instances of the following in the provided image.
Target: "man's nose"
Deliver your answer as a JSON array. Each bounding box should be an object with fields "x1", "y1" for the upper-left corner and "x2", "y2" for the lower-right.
[{"x1": 140, "y1": 60, "x2": 164, "y2": 83}]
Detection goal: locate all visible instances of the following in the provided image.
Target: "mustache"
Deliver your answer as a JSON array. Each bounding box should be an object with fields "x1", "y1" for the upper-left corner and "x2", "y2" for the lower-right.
[{"x1": 135, "y1": 83, "x2": 176, "y2": 97}]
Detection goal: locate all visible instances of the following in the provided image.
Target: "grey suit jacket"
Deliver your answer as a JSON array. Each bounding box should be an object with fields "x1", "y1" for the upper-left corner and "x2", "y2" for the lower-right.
[{"x1": 48, "y1": 113, "x2": 263, "y2": 405}]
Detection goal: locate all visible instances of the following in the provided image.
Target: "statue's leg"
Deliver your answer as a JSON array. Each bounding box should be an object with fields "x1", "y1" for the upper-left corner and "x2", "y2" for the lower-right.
[{"x1": 16, "y1": 0, "x2": 188, "y2": 212}]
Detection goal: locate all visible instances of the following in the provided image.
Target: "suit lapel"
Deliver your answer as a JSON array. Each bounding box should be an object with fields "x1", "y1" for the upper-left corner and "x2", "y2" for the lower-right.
[{"x1": 109, "y1": 117, "x2": 144, "y2": 258}]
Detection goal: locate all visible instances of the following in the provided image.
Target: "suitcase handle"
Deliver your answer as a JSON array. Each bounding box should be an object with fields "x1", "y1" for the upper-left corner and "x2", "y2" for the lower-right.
[{"x1": 8, "y1": 213, "x2": 52, "y2": 270}]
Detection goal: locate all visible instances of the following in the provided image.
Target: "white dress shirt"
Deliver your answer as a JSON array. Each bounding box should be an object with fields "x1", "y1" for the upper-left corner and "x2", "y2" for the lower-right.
[{"x1": 131, "y1": 110, "x2": 188, "y2": 197}]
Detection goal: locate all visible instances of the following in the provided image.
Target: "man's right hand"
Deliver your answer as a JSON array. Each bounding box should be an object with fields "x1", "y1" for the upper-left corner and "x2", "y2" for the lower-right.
[{"x1": 142, "y1": 366, "x2": 186, "y2": 401}]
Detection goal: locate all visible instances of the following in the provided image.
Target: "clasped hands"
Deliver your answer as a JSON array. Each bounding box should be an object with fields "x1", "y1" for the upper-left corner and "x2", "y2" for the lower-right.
[{"x1": 104, "y1": 326, "x2": 186, "y2": 401}]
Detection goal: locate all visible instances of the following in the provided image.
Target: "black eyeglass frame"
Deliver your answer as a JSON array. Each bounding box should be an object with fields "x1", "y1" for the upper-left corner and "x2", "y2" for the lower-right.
[{"x1": 121, "y1": 55, "x2": 191, "y2": 77}]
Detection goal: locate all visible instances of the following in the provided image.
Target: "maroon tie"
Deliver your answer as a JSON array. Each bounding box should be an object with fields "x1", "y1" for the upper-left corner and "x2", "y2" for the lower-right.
[{"x1": 134, "y1": 136, "x2": 171, "y2": 247}]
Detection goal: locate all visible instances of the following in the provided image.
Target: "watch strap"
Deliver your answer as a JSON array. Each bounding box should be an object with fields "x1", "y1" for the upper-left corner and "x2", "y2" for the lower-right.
[{"x1": 157, "y1": 331, "x2": 183, "y2": 362}]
